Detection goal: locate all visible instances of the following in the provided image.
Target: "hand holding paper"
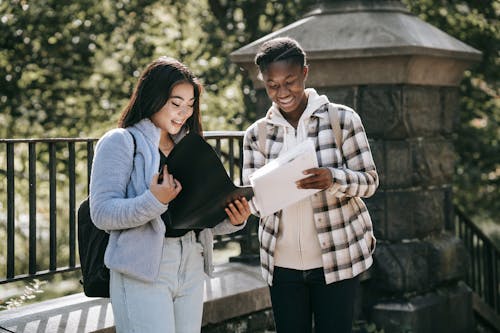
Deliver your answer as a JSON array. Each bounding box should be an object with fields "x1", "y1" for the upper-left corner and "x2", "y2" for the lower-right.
[{"x1": 249, "y1": 139, "x2": 321, "y2": 216}]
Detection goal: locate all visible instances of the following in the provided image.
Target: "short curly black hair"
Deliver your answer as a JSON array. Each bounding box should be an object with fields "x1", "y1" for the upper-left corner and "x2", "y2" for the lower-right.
[{"x1": 254, "y1": 37, "x2": 307, "y2": 75}]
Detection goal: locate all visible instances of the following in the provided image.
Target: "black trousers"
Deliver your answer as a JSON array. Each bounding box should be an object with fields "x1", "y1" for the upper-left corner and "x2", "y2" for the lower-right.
[{"x1": 269, "y1": 266, "x2": 359, "y2": 333}]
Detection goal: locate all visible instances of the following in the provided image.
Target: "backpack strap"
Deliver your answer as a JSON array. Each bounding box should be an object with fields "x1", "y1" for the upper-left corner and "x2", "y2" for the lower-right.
[
  {"x1": 327, "y1": 103, "x2": 343, "y2": 154},
  {"x1": 257, "y1": 121, "x2": 267, "y2": 155},
  {"x1": 127, "y1": 130, "x2": 137, "y2": 157}
]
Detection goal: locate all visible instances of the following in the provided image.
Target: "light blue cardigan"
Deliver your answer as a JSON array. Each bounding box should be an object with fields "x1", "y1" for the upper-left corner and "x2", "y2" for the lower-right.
[{"x1": 89, "y1": 118, "x2": 244, "y2": 282}]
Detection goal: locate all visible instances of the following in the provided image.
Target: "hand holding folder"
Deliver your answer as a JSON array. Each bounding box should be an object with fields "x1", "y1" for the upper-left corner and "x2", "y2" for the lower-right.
[{"x1": 162, "y1": 132, "x2": 253, "y2": 229}]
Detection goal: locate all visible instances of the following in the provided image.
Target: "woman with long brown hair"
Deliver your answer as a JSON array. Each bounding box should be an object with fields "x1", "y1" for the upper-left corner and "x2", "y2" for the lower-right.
[{"x1": 90, "y1": 56, "x2": 250, "y2": 332}]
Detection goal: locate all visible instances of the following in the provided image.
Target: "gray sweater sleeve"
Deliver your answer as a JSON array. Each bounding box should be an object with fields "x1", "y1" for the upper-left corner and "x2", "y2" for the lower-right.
[
  {"x1": 211, "y1": 218, "x2": 246, "y2": 236},
  {"x1": 89, "y1": 129, "x2": 167, "y2": 231}
]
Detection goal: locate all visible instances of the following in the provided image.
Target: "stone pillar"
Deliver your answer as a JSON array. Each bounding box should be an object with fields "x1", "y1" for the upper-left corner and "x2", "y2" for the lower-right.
[{"x1": 230, "y1": 1, "x2": 481, "y2": 332}]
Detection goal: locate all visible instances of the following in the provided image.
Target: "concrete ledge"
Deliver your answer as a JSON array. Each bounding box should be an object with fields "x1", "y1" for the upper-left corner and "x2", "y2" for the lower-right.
[
  {"x1": 0, "y1": 294, "x2": 113, "y2": 333},
  {"x1": 0, "y1": 263, "x2": 270, "y2": 333}
]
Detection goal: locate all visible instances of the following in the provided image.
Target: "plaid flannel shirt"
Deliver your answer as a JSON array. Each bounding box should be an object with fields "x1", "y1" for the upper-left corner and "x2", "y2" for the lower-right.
[{"x1": 243, "y1": 101, "x2": 379, "y2": 285}]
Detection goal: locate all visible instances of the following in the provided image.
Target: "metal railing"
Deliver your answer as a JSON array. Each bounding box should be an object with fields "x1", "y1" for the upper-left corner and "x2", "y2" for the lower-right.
[
  {"x1": 452, "y1": 207, "x2": 500, "y2": 316},
  {"x1": 0, "y1": 131, "x2": 257, "y2": 285}
]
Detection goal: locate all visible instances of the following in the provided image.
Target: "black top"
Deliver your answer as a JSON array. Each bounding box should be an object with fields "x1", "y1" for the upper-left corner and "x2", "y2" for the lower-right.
[{"x1": 158, "y1": 149, "x2": 196, "y2": 238}]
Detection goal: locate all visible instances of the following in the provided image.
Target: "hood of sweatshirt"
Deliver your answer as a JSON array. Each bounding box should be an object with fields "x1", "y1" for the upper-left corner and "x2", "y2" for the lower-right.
[{"x1": 264, "y1": 88, "x2": 329, "y2": 127}]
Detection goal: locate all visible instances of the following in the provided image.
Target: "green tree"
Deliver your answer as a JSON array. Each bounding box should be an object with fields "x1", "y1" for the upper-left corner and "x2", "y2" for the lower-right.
[
  {"x1": 403, "y1": 0, "x2": 499, "y2": 222},
  {"x1": 0, "y1": 0, "x2": 160, "y2": 138},
  {"x1": 205, "y1": 0, "x2": 316, "y2": 123}
]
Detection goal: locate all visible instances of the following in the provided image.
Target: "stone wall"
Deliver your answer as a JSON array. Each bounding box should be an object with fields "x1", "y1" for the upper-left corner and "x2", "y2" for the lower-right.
[{"x1": 317, "y1": 83, "x2": 474, "y2": 332}]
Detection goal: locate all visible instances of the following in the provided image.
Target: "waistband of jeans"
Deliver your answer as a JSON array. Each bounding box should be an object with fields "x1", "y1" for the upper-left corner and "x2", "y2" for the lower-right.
[{"x1": 164, "y1": 230, "x2": 197, "y2": 243}]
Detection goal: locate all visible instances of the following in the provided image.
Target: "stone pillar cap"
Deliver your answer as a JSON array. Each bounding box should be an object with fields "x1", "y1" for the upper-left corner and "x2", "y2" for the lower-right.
[{"x1": 230, "y1": 1, "x2": 481, "y2": 63}]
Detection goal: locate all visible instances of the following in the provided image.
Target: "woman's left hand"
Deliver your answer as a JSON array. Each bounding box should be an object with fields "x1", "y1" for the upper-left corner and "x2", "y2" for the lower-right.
[
  {"x1": 225, "y1": 197, "x2": 251, "y2": 226},
  {"x1": 296, "y1": 167, "x2": 333, "y2": 190}
]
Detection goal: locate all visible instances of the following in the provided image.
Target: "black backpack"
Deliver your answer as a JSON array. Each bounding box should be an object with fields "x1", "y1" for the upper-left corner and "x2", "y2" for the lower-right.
[{"x1": 78, "y1": 132, "x2": 136, "y2": 298}]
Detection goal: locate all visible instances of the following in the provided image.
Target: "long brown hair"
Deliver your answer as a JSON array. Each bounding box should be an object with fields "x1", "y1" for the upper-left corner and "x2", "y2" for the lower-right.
[{"x1": 118, "y1": 57, "x2": 203, "y2": 135}]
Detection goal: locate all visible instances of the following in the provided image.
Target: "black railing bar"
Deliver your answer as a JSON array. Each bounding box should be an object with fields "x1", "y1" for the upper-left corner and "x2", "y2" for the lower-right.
[
  {"x1": 228, "y1": 138, "x2": 235, "y2": 180},
  {"x1": 483, "y1": 242, "x2": 490, "y2": 303},
  {"x1": 49, "y1": 142, "x2": 57, "y2": 271},
  {"x1": 215, "y1": 138, "x2": 222, "y2": 156},
  {"x1": 462, "y1": 225, "x2": 468, "y2": 289},
  {"x1": 476, "y1": 237, "x2": 483, "y2": 296},
  {"x1": 0, "y1": 267, "x2": 81, "y2": 284},
  {"x1": 475, "y1": 236, "x2": 481, "y2": 295},
  {"x1": 238, "y1": 139, "x2": 244, "y2": 185},
  {"x1": 495, "y1": 256, "x2": 500, "y2": 312},
  {"x1": 494, "y1": 254, "x2": 499, "y2": 311},
  {"x1": 456, "y1": 209, "x2": 500, "y2": 253},
  {"x1": 86, "y1": 142, "x2": 94, "y2": 193},
  {"x1": 28, "y1": 142, "x2": 37, "y2": 275},
  {"x1": 68, "y1": 142, "x2": 76, "y2": 267},
  {"x1": 491, "y1": 250, "x2": 498, "y2": 311},
  {"x1": 491, "y1": 251, "x2": 498, "y2": 312},
  {"x1": 467, "y1": 226, "x2": 475, "y2": 289},
  {"x1": 6, "y1": 142, "x2": 15, "y2": 279}
]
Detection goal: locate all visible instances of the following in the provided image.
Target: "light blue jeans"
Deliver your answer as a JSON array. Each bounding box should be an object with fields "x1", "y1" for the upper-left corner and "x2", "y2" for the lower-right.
[{"x1": 110, "y1": 231, "x2": 205, "y2": 333}]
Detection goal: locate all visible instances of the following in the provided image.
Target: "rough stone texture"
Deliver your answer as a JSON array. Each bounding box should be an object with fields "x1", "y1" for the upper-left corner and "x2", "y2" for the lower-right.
[
  {"x1": 369, "y1": 138, "x2": 456, "y2": 190},
  {"x1": 411, "y1": 138, "x2": 456, "y2": 186},
  {"x1": 357, "y1": 85, "x2": 459, "y2": 139},
  {"x1": 367, "y1": 189, "x2": 446, "y2": 241},
  {"x1": 317, "y1": 86, "x2": 357, "y2": 109},
  {"x1": 372, "y1": 233, "x2": 468, "y2": 294},
  {"x1": 202, "y1": 286, "x2": 271, "y2": 326},
  {"x1": 441, "y1": 88, "x2": 460, "y2": 135},
  {"x1": 372, "y1": 241, "x2": 431, "y2": 293},
  {"x1": 426, "y1": 232, "x2": 469, "y2": 284},
  {"x1": 404, "y1": 86, "x2": 443, "y2": 136},
  {"x1": 358, "y1": 85, "x2": 404, "y2": 139},
  {"x1": 370, "y1": 282, "x2": 474, "y2": 333}
]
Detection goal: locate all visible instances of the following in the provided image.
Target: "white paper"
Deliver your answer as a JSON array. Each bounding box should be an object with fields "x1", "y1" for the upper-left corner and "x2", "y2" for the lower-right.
[{"x1": 250, "y1": 139, "x2": 320, "y2": 216}]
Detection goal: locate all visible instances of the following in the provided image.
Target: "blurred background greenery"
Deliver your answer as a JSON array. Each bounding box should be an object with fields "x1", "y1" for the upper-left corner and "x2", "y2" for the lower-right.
[{"x1": 0, "y1": 0, "x2": 498, "y2": 304}]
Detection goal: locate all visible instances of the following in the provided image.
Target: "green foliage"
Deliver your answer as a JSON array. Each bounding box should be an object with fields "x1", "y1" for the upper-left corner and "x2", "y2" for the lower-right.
[
  {"x1": 204, "y1": 0, "x2": 316, "y2": 123},
  {"x1": 403, "y1": 0, "x2": 499, "y2": 222},
  {"x1": 0, "y1": 0, "x2": 497, "y2": 305},
  {"x1": 0, "y1": 0, "x2": 318, "y2": 137}
]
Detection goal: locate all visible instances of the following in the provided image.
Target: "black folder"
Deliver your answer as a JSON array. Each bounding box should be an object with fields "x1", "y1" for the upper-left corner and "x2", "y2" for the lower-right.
[{"x1": 161, "y1": 132, "x2": 253, "y2": 229}]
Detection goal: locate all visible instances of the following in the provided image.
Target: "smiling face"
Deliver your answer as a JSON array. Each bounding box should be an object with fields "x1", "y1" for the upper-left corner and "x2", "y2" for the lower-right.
[
  {"x1": 262, "y1": 60, "x2": 308, "y2": 118},
  {"x1": 150, "y1": 82, "x2": 195, "y2": 135}
]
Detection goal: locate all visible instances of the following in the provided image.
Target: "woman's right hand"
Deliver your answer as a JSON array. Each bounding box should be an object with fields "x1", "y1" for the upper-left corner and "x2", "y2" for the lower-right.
[{"x1": 150, "y1": 165, "x2": 182, "y2": 204}]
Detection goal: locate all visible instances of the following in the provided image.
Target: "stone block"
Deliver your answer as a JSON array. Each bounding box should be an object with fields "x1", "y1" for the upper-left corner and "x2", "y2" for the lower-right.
[
  {"x1": 372, "y1": 140, "x2": 413, "y2": 189},
  {"x1": 368, "y1": 189, "x2": 445, "y2": 241},
  {"x1": 370, "y1": 283, "x2": 474, "y2": 333},
  {"x1": 371, "y1": 234, "x2": 469, "y2": 294},
  {"x1": 357, "y1": 85, "x2": 460, "y2": 139},
  {"x1": 426, "y1": 232, "x2": 469, "y2": 284},
  {"x1": 442, "y1": 88, "x2": 459, "y2": 134},
  {"x1": 372, "y1": 241, "x2": 430, "y2": 293},
  {"x1": 371, "y1": 137, "x2": 455, "y2": 190},
  {"x1": 318, "y1": 86, "x2": 357, "y2": 109},
  {"x1": 358, "y1": 85, "x2": 404, "y2": 139},
  {"x1": 403, "y1": 86, "x2": 442, "y2": 136},
  {"x1": 368, "y1": 139, "x2": 387, "y2": 187},
  {"x1": 411, "y1": 138, "x2": 456, "y2": 186}
]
